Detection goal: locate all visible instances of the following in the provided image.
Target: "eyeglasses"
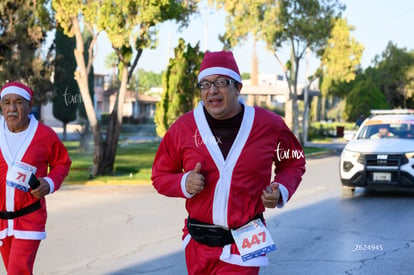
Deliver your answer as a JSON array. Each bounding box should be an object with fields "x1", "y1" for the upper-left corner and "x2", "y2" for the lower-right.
[{"x1": 198, "y1": 78, "x2": 235, "y2": 90}]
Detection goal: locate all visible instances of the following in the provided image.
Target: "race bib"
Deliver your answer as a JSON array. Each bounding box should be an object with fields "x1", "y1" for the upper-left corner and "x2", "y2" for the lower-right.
[
  {"x1": 231, "y1": 218, "x2": 276, "y2": 262},
  {"x1": 6, "y1": 161, "x2": 37, "y2": 192}
]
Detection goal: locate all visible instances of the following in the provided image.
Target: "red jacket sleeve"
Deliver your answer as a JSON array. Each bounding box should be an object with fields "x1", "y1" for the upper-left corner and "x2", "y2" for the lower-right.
[
  {"x1": 152, "y1": 119, "x2": 187, "y2": 198},
  {"x1": 272, "y1": 117, "x2": 306, "y2": 201},
  {"x1": 42, "y1": 125, "x2": 71, "y2": 192}
]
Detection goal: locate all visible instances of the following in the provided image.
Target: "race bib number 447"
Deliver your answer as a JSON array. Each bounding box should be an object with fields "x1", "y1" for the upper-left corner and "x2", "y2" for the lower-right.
[{"x1": 231, "y1": 218, "x2": 276, "y2": 262}]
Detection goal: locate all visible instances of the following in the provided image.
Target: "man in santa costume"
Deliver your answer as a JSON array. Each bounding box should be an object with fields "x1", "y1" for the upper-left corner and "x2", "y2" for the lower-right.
[
  {"x1": 0, "y1": 81, "x2": 71, "y2": 274},
  {"x1": 152, "y1": 51, "x2": 306, "y2": 274}
]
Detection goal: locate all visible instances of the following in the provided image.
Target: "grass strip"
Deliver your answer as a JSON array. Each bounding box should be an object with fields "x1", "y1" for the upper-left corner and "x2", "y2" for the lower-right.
[{"x1": 64, "y1": 141, "x2": 329, "y2": 185}]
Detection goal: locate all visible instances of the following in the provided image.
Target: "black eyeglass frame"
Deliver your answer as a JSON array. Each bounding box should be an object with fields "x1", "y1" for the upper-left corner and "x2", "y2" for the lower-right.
[{"x1": 197, "y1": 78, "x2": 235, "y2": 90}]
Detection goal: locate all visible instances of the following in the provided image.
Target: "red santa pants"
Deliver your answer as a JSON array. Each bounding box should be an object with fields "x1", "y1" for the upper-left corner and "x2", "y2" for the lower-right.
[
  {"x1": 185, "y1": 239, "x2": 260, "y2": 275},
  {"x1": 0, "y1": 236, "x2": 41, "y2": 275}
]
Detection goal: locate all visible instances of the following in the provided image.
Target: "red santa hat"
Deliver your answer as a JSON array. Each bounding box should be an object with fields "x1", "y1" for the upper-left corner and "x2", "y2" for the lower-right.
[
  {"x1": 0, "y1": 81, "x2": 33, "y2": 101},
  {"x1": 198, "y1": 51, "x2": 242, "y2": 83}
]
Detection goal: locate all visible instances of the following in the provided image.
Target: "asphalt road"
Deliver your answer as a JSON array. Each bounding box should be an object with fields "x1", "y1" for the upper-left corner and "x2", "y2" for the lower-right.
[
  {"x1": 1, "y1": 153, "x2": 413, "y2": 275},
  {"x1": 262, "y1": 155, "x2": 414, "y2": 275}
]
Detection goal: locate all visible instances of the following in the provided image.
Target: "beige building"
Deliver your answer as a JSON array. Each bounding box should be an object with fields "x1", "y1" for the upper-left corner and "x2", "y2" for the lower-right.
[
  {"x1": 93, "y1": 75, "x2": 158, "y2": 123},
  {"x1": 241, "y1": 74, "x2": 319, "y2": 108},
  {"x1": 241, "y1": 74, "x2": 290, "y2": 107},
  {"x1": 41, "y1": 74, "x2": 159, "y2": 127}
]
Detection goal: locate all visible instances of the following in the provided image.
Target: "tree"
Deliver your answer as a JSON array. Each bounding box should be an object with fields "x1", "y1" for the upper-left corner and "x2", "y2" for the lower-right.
[
  {"x1": 312, "y1": 17, "x2": 363, "y2": 128},
  {"x1": 76, "y1": 28, "x2": 96, "y2": 151},
  {"x1": 344, "y1": 79, "x2": 389, "y2": 121},
  {"x1": 213, "y1": 0, "x2": 344, "y2": 139},
  {"x1": 155, "y1": 38, "x2": 203, "y2": 137},
  {"x1": 104, "y1": 52, "x2": 118, "y2": 87},
  {"x1": 372, "y1": 42, "x2": 414, "y2": 108},
  {"x1": 405, "y1": 62, "x2": 414, "y2": 108},
  {"x1": 342, "y1": 43, "x2": 414, "y2": 113},
  {"x1": 52, "y1": 0, "x2": 198, "y2": 176},
  {"x1": 319, "y1": 17, "x2": 364, "y2": 96},
  {"x1": 125, "y1": 69, "x2": 163, "y2": 96},
  {"x1": 136, "y1": 69, "x2": 163, "y2": 93},
  {"x1": 0, "y1": 0, "x2": 54, "y2": 110},
  {"x1": 53, "y1": 26, "x2": 79, "y2": 141}
]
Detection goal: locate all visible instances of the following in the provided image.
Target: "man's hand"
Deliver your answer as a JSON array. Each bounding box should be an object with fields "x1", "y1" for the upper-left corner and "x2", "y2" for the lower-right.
[
  {"x1": 185, "y1": 162, "x2": 205, "y2": 195},
  {"x1": 261, "y1": 183, "x2": 280, "y2": 208},
  {"x1": 30, "y1": 178, "x2": 50, "y2": 199}
]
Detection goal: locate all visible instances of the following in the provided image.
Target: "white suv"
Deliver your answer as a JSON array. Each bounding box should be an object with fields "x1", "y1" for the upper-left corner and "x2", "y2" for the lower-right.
[{"x1": 339, "y1": 110, "x2": 414, "y2": 196}]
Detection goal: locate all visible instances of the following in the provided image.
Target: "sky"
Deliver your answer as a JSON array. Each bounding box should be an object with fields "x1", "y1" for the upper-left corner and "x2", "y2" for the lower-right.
[{"x1": 93, "y1": 0, "x2": 414, "y2": 85}]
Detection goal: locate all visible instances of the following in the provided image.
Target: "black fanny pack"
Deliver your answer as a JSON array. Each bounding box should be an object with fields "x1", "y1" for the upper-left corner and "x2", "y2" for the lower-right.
[
  {"x1": 0, "y1": 201, "x2": 41, "y2": 220},
  {"x1": 187, "y1": 213, "x2": 264, "y2": 247}
]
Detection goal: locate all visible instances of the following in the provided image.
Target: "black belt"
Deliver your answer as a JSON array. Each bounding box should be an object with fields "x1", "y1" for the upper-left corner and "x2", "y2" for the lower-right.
[
  {"x1": 0, "y1": 201, "x2": 41, "y2": 220},
  {"x1": 187, "y1": 213, "x2": 264, "y2": 247}
]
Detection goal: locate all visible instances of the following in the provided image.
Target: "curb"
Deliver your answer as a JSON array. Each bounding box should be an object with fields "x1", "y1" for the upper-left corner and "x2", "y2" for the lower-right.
[{"x1": 306, "y1": 149, "x2": 340, "y2": 159}]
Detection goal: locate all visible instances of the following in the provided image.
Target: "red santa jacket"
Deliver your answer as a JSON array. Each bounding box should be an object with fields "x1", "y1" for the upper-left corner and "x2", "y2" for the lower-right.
[
  {"x1": 0, "y1": 116, "x2": 71, "y2": 240},
  {"x1": 152, "y1": 102, "x2": 306, "y2": 229}
]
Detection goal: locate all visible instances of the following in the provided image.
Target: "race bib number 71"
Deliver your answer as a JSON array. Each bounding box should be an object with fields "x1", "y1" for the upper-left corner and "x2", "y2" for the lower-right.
[
  {"x1": 6, "y1": 161, "x2": 37, "y2": 192},
  {"x1": 231, "y1": 218, "x2": 276, "y2": 262}
]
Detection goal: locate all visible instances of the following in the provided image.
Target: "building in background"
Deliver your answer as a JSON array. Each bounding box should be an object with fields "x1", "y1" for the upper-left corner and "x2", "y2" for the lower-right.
[
  {"x1": 241, "y1": 73, "x2": 319, "y2": 108},
  {"x1": 41, "y1": 74, "x2": 159, "y2": 127}
]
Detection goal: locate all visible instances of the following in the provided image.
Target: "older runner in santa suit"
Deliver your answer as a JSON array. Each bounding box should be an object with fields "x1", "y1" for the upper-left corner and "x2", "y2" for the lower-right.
[
  {"x1": 152, "y1": 51, "x2": 306, "y2": 275},
  {"x1": 0, "y1": 81, "x2": 71, "y2": 275}
]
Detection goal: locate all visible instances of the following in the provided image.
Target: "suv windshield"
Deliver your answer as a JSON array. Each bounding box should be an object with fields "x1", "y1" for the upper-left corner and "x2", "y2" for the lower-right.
[{"x1": 357, "y1": 122, "x2": 414, "y2": 140}]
